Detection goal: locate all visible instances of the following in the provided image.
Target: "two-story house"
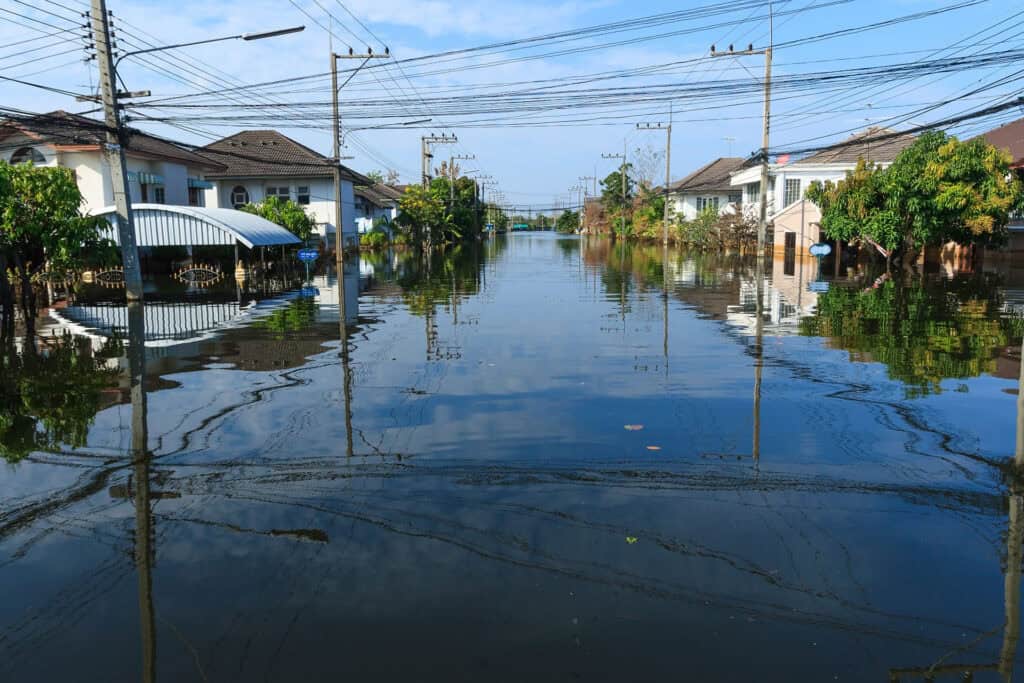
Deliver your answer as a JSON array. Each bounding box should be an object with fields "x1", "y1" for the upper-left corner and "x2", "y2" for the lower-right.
[
  {"x1": 0, "y1": 110, "x2": 224, "y2": 213},
  {"x1": 198, "y1": 130, "x2": 370, "y2": 250},
  {"x1": 728, "y1": 127, "x2": 917, "y2": 256}
]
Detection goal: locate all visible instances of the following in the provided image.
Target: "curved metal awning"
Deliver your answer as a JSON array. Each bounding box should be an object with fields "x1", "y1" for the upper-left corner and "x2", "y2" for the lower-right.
[{"x1": 93, "y1": 204, "x2": 302, "y2": 249}]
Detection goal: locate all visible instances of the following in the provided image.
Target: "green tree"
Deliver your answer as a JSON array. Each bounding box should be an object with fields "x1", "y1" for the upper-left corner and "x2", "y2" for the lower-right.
[
  {"x1": 241, "y1": 196, "x2": 316, "y2": 242},
  {"x1": 0, "y1": 162, "x2": 113, "y2": 339},
  {"x1": 807, "y1": 131, "x2": 1024, "y2": 264},
  {"x1": 396, "y1": 183, "x2": 450, "y2": 246},
  {"x1": 556, "y1": 210, "x2": 579, "y2": 233},
  {"x1": 600, "y1": 164, "x2": 636, "y2": 236},
  {"x1": 366, "y1": 170, "x2": 385, "y2": 184}
]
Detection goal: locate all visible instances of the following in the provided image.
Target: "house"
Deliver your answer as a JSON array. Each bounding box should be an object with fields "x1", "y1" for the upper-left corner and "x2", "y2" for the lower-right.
[
  {"x1": 354, "y1": 183, "x2": 403, "y2": 234},
  {"x1": 977, "y1": 117, "x2": 1024, "y2": 228},
  {"x1": 666, "y1": 157, "x2": 749, "y2": 221},
  {"x1": 730, "y1": 127, "x2": 917, "y2": 224},
  {"x1": 728, "y1": 127, "x2": 916, "y2": 256},
  {"x1": 0, "y1": 110, "x2": 224, "y2": 213},
  {"x1": 198, "y1": 130, "x2": 371, "y2": 249}
]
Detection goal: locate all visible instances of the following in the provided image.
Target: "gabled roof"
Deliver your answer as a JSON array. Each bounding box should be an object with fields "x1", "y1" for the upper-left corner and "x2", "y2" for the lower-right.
[
  {"x1": 355, "y1": 183, "x2": 403, "y2": 207},
  {"x1": 0, "y1": 110, "x2": 224, "y2": 170},
  {"x1": 794, "y1": 127, "x2": 916, "y2": 165},
  {"x1": 668, "y1": 157, "x2": 748, "y2": 194},
  {"x1": 198, "y1": 130, "x2": 368, "y2": 182},
  {"x1": 976, "y1": 117, "x2": 1024, "y2": 167}
]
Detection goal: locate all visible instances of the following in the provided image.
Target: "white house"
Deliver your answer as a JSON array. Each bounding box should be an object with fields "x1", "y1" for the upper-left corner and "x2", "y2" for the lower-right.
[
  {"x1": 198, "y1": 130, "x2": 371, "y2": 249},
  {"x1": 354, "y1": 183, "x2": 403, "y2": 234},
  {"x1": 0, "y1": 110, "x2": 223, "y2": 213},
  {"x1": 666, "y1": 157, "x2": 749, "y2": 221},
  {"x1": 729, "y1": 127, "x2": 917, "y2": 223}
]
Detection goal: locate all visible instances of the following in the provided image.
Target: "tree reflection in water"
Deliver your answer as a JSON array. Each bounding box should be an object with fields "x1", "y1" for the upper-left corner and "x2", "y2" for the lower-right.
[
  {"x1": 800, "y1": 275, "x2": 1024, "y2": 397},
  {"x1": 0, "y1": 333, "x2": 121, "y2": 462}
]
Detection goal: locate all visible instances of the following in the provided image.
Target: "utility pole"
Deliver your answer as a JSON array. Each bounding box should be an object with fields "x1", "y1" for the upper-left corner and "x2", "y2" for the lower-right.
[
  {"x1": 712, "y1": 10, "x2": 773, "y2": 467},
  {"x1": 421, "y1": 134, "x2": 457, "y2": 187},
  {"x1": 578, "y1": 175, "x2": 595, "y2": 233},
  {"x1": 90, "y1": 0, "x2": 144, "y2": 302},
  {"x1": 637, "y1": 103, "x2": 674, "y2": 247},
  {"x1": 711, "y1": 4, "x2": 773, "y2": 267},
  {"x1": 602, "y1": 148, "x2": 627, "y2": 239},
  {"x1": 332, "y1": 47, "x2": 389, "y2": 258}
]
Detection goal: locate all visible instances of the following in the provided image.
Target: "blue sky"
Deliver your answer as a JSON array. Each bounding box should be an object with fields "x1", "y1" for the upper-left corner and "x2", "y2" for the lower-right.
[{"x1": 3, "y1": 0, "x2": 1020, "y2": 210}]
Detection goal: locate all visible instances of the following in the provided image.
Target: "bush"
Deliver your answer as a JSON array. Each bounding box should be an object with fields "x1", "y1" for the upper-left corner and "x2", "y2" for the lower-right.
[{"x1": 360, "y1": 230, "x2": 389, "y2": 249}]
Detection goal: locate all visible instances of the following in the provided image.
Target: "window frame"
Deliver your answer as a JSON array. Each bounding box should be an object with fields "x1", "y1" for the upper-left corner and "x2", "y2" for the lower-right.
[
  {"x1": 784, "y1": 178, "x2": 802, "y2": 208},
  {"x1": 10, "y1": 146, "x2": 46, "y2": 165},
  {"x1": 265, "y1": 186, "x2": 290, "y2": 202},
  {"x1": 152, "y1": 186, "x2": 166, "y2": 204},
  {"x1": 696, "y1": 196, "x2": 720, "y2": 213},
  {"x1": 231, "y1": 185, "x2": 250, "y2": 209}
]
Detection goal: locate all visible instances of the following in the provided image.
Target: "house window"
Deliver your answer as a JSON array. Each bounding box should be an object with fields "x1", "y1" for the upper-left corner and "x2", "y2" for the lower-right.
[
  {"x1": 266, "y1": 186, "x2": 290, "y2": 201},
  {"x1": 140, "y1": 184, "x2": 149, "y2": 202},
  {"x1": 728, "y1": 193, "x2": 742, "y2": 205},
  {"x1": 10, "y1": 146, "x2": 45, "y2": 164},
  {"x1": 188, "y1": 187, "x2": 204, "y2": 207},
  {"x1": 153, "y1": 186, "x2": 166, "y2": 204},
  {"x1": 784, "y1": 179, "x2": 802, "y2": 208},
  {"x1": 696, "y1": 197, "x2": 719, "y2": 213},
  {"x1": 231, "y1": 186, "x2": 250, "y2": 209},
  {"x1": 745, "y1": 182, "x2": 760, "y2": 204},
  {"x1": 784, "y1": 232, "x2": 796, "y2": 249},
  {"x1": 297, "y1": 186, "x2": 310, "y2": 205}
]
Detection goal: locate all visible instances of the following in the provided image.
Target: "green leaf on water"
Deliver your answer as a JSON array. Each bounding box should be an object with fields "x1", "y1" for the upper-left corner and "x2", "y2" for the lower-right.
[{"x1": 626, "y1": 536, "x2": 639, "y2": 544}]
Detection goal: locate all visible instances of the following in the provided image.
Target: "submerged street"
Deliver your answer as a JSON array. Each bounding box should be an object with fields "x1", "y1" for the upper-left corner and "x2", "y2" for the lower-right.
[{"x1": 1, "y1": 233, "x2": 1022, "y2": 681}]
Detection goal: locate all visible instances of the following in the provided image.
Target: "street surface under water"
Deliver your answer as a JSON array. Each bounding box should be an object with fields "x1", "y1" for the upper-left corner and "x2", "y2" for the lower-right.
[{"x1": 3, "y1": 233, "x2": 1024, "y2": 681}]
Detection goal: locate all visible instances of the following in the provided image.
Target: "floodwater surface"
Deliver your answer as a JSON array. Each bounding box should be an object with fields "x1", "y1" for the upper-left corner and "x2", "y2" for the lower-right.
[{"x1": 2, "y1": 233, "x2": 1024, "y2": 681}]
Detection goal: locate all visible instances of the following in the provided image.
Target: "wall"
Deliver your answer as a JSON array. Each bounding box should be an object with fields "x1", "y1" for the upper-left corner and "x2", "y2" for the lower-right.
[
  {"x1": 771, "y1": 200, "x2": 823, "y2": 255},
  {"x1": 207, "y1": 176, "x2": 357, "y2": 245},
  {"x1": 669, "y1": 192, "x2": 741, "y2": 221}
]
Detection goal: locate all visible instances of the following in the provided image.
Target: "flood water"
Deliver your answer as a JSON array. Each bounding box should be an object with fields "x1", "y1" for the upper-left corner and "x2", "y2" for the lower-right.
[{"x1": 3, "y1": 232, "x2": 1024, "y2": 681}]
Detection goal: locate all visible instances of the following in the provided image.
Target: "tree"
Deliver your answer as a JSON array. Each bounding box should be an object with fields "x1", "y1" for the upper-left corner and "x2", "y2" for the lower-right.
[
  {"x1": 556, "y1": 210, "x2": 579, "y2": 233},
  {"x1": 240, "y1": 196, "x2": 316, "y2": 242},
  {"x1": 600, "y1": 164, "x2": 636, "y2": 237},
  {"x1": 0, "y1": 162, "x2": 113, "y2": 340},
  {"x1": 631, "y1": 144, "x2": 663, "y2": 188},
  {"x1": 366, "y1": 170, "x2": 385, "y2": 184},
  {"x1": 395, "y1": 183, "x2": 449, "y2": 246},
  {"x1": 807, "y1": 131, "x2": 1024, "y2": 264}
]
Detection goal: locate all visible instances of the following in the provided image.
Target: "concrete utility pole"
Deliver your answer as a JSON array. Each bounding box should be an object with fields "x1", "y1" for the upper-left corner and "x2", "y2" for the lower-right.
[
  {"x1": 711, "y1": 3, "x2": 773, "y2": 268},
  {"x1": 602, "y1": 148, "x2": 627, "y2": 238},
  {"x1": 637, "y1": 104, "x2": 674, "y2": 247},
  {"x1": 421, "y1": 134, "x2": 457, "y2": 187},
  {"x1": 90, "y1": 0, "x2": 144, "y2": 302},
  {"x1": 578, "y1": 175, "x2": 595, "y2": 233},
  {"x1": 332, "y1": 47, "x2": 389, "y2": 258}
]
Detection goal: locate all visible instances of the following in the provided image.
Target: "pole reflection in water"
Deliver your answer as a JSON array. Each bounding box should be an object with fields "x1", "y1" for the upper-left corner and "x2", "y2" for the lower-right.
[
  {"x1": 753, "y1": 249, "x2": 764, "y2": 466},
  {"x1": 338, "y1": 265, "x2": 354, "y2": 457},
  {"x1": 127, "y1": 301, "x2": 155, "y2": 683}
]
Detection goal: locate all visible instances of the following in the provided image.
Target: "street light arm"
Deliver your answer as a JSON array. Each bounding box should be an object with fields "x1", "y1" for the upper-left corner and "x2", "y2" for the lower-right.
[{"x1": 114, "y1": 26, "x2": 304, "y2": 68}]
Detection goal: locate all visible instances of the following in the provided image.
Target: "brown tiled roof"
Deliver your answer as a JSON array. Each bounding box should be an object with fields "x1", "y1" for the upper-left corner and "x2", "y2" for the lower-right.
[
  {"x1": 794, "y1": 127, "x2": 916, "y2": 165},
  {"x1": 977, "y1": 117, "x2": 1024, "y2": 167},
  {"x1": 198, "y1": 130, "x2": 368, "y2": 183},
  {"x1": 668, "y1": 157, "x2": 748, "y2": 193},
  {"x1": 0, "y1": 110, "x2": 224, "y2": 170}
]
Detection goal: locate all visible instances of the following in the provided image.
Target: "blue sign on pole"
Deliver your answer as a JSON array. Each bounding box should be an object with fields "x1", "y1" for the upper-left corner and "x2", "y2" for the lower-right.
[
  {"x1": 298, "y1": 249, "x2": 319, "y2": 263},
  {"x1": 486, "y1": 223, "x2": 495, "y2": 232},
  {"x1": 809, "y1": 243, "x2": 832, "y2": 257}
]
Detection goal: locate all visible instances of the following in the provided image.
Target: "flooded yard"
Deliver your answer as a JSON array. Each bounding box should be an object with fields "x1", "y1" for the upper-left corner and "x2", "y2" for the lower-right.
[{"x1": 2, "y1": 232, "x2": 1023, "y2": 681}]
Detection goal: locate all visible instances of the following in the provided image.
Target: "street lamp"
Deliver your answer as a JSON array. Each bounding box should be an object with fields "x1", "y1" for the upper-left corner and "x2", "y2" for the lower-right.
[{"x1": 114, "y1": 26, "x2": 305, "y2": 68}]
